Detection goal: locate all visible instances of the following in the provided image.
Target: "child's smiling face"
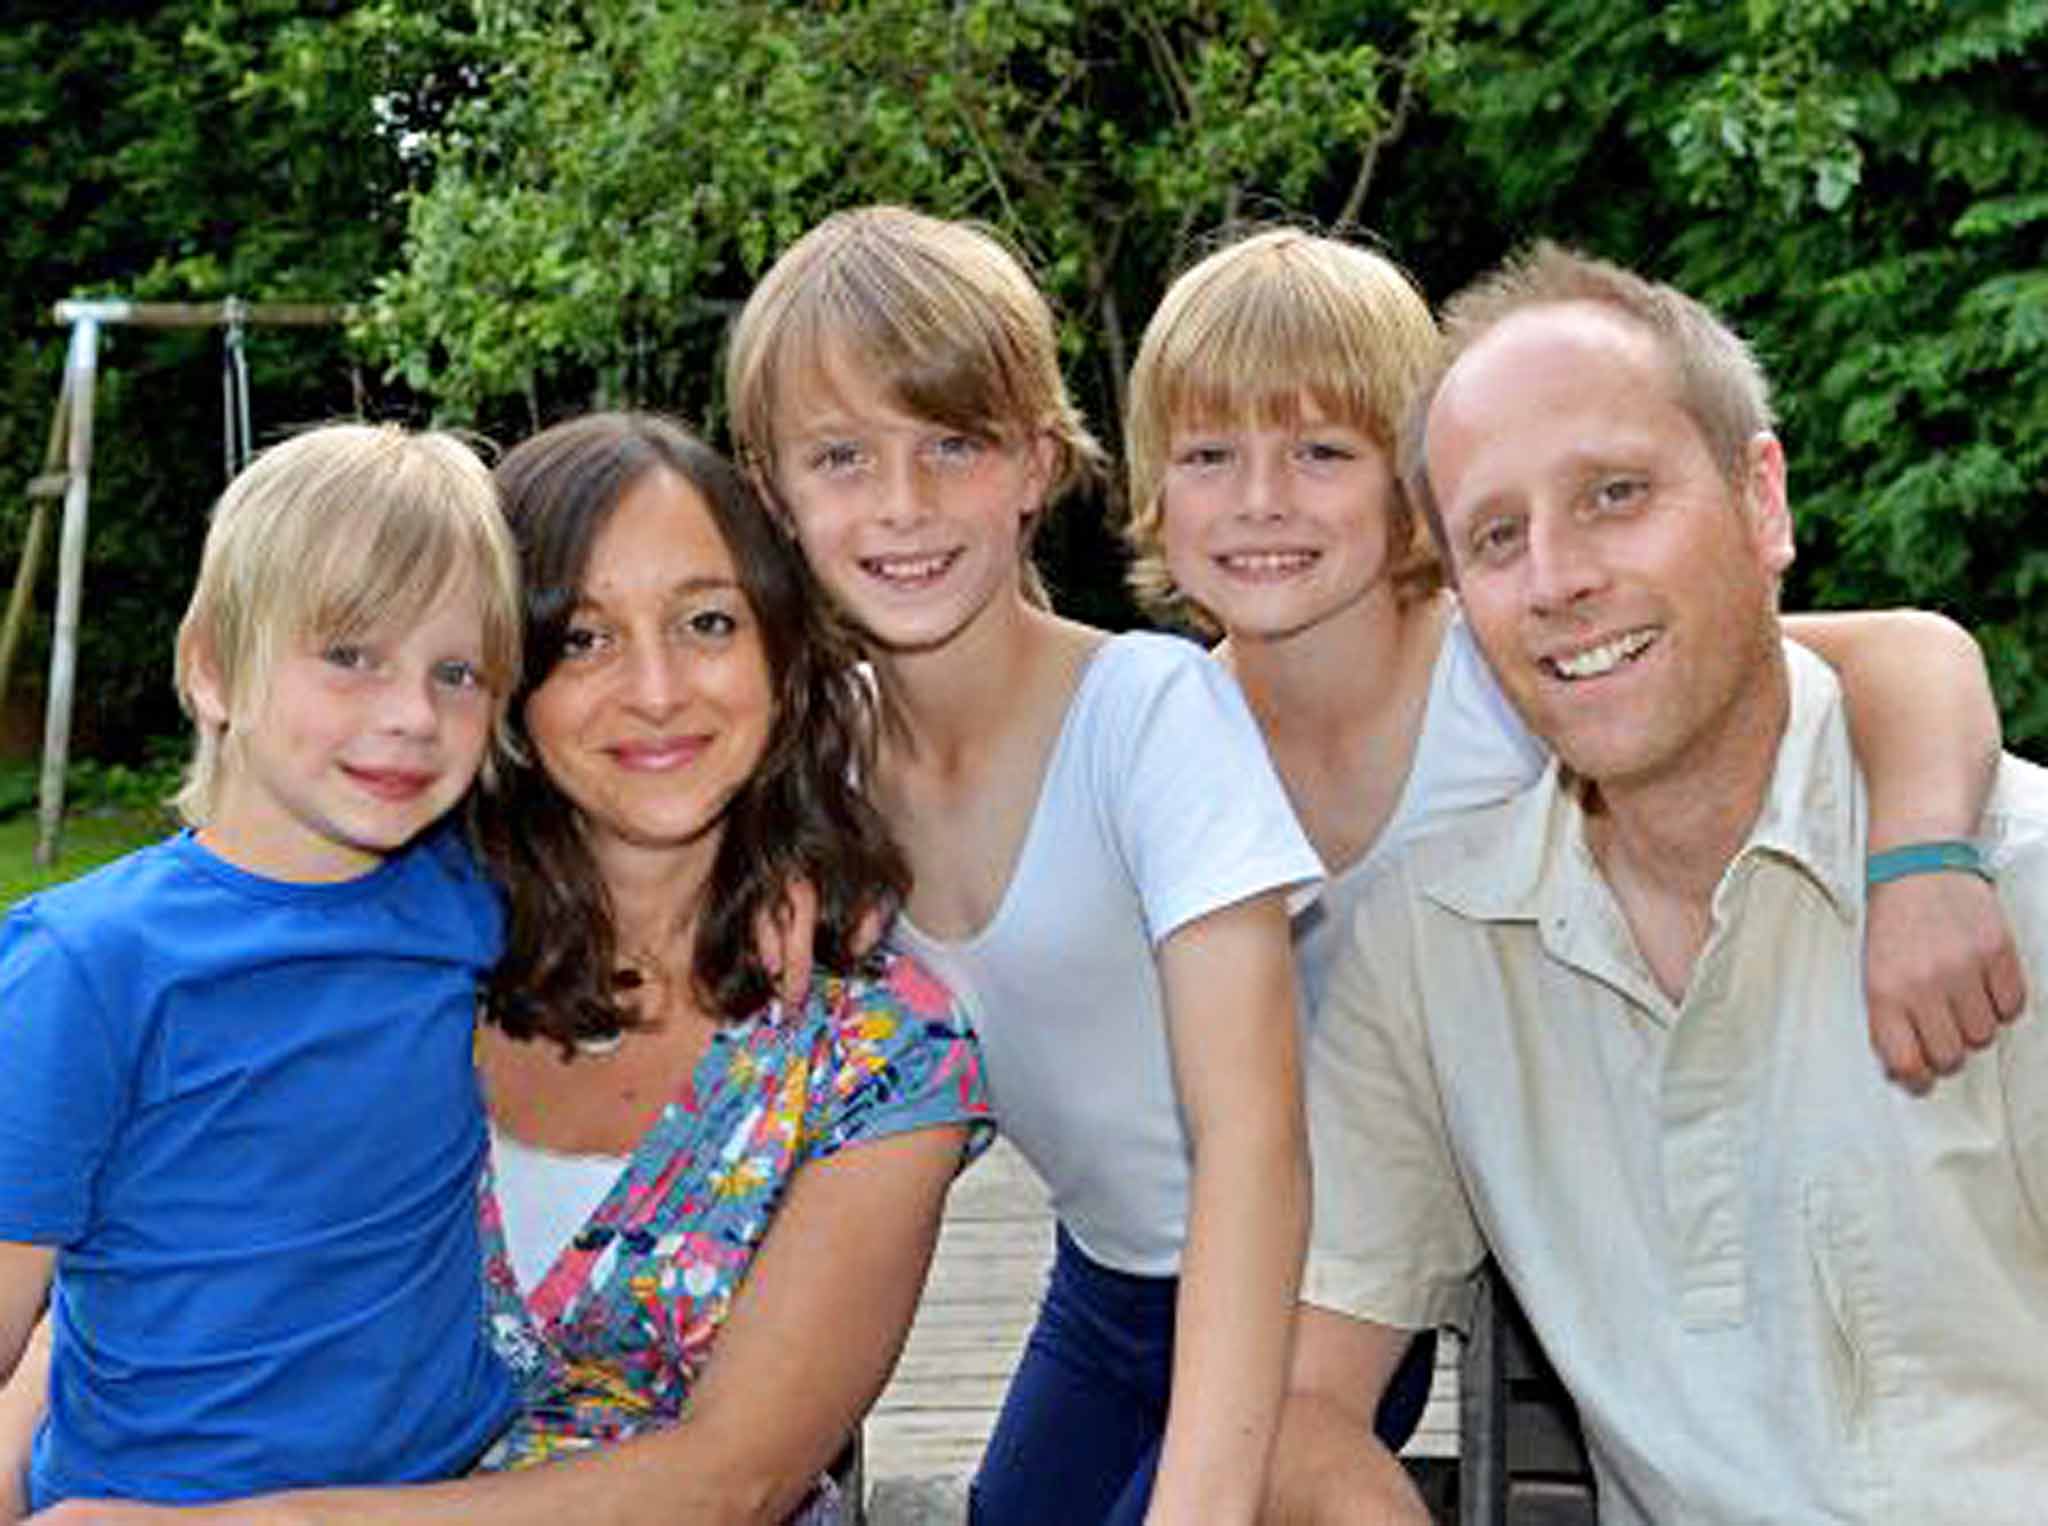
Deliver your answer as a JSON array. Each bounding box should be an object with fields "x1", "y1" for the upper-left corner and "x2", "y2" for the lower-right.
[
  {"x1": 193, "y1": 573, "x2": 495, "y2": 882},
  {"x1": 770, "y1": 351, "x2": 1051, "y2": 657}
]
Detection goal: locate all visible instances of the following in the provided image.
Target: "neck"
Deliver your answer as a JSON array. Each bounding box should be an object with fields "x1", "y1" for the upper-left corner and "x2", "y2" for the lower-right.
[
  {"x1": 590, "y1": 829, "x2": 720, "y2": 966},
  {"x1": 1581, "y1": 646, "x2": 1791, "y2": 993},
  {"x1": 1225, "y1": 587, "x2": 1448, "y2": 743},
  {"x1": 871, "y1": 596, "x2": 1081, "y2": 759}
]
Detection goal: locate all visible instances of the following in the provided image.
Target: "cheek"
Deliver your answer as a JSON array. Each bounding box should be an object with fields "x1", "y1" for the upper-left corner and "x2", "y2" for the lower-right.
[
  {"x1": 1453, "y1": 576, "x2": 1520, "y2": 658},
  {"x1": 1157, "y1": 488, "x2": 1210, "y2": 571}
]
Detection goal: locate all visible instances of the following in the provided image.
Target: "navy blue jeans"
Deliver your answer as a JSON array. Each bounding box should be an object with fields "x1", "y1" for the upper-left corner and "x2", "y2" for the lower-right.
[{"x1": 968, "y1": 1227, "x2": 1436, "y2": 1525}]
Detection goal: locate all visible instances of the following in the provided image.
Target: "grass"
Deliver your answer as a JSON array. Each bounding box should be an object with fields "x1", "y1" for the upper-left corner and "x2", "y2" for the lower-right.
[
  {"x1": 0, "y1": 750, "x2": 184, "y2": 908},
  {"x1": 0, "y1": 803, "x2": 178, "y2": 908}
]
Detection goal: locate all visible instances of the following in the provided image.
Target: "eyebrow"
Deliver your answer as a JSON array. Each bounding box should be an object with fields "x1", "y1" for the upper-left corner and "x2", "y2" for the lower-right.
[{"x1": 570, "y1": 573, "x2": 743, "y2": 609}]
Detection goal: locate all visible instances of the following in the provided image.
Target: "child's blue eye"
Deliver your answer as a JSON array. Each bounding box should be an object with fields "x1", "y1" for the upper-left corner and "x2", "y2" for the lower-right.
[
  {"x1": 1174, "y1": 444, "x2": 1232, "y2": 470},
  {"x1": 433, "y1": 658, "x2": 485, "y2": 690},
  {"x1": 810, "y1": 442, "x2": 865, "y2": 474},
  {"x1": 323, "y1": 643, "x2": 370, "y2": 671},
  {"x1": 927, "y1": 434, "x2": 986, "y2": 469},
  {"x1": 1300, "y1": 441, "x2": 1356, "y2": 464}
]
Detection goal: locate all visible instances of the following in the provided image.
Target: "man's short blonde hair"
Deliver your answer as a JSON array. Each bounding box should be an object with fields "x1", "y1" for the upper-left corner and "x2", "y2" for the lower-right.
[
  {"x1": 173, "y1": 423, "x2": 521, "y2": 825},
  {"x1": 1400, "y1": 240, "x2": 1778, "y2": 566},
  {"x1": 1124, "y1": 228, "x2": 1444, "y2": 632}
]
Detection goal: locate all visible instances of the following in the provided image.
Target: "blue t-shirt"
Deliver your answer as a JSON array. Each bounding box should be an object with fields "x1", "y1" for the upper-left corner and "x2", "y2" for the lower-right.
[{"x1": 0, "y1": 827, "x2": 517, "y2": 1506}]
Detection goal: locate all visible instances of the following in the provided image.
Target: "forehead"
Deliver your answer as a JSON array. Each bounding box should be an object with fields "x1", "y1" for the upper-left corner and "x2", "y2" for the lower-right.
[
  {"x1": 580, "y1": 468, "x2": 737, "y2": 589},
  {"x1": 1426, "y1": 304, "x2": 1698, "y2": 515},
  {"x1": 774, "y1": 344, "x2": 924, "y2": 434}
]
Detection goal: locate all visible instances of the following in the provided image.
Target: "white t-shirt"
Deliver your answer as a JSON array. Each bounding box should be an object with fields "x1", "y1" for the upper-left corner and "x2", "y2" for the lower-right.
[
  {"x1": 1290, "y1": 612, "x2": 1548, "y2": 1023},
  {"x1": 894, "y1": 632, "x2": 1323, "y2": 1276}
]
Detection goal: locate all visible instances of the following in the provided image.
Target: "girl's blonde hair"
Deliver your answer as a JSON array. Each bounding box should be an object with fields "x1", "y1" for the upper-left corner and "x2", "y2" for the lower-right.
[
  {"x1": 725, "y1": 205, "x2": 1105, "y2": 605},
  {"x1": 1124, "y1": 228, "x2": 1444, "y2": 633},
  {"x1": 173, "y1": 423, "x2": 522, "y2": 826}
]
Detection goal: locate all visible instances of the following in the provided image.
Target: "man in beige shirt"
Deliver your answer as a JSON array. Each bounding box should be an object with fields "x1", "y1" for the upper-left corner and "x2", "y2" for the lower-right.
[{"x1": 1267, "y1": 246, "x2": 2048, "y2": 1523}]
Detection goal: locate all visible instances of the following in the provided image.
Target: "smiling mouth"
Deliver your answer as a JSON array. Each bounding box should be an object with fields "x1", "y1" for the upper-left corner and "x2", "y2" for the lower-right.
[
  {"x1": 345, "y1": 765, "x2": 436, "y2": 800},
  {"x1": 610, "y1": 737, "x2": 708, "y2": 771},
  {"x1": 1215, "y1": 550, "x2": 1319, "y2": 578},
  {"x1": 861, "y1": 550, "x2": 961, "y2": 586},
  {"x1": 1543, "y1": 628, "x2": 1658, "y2": 681}
]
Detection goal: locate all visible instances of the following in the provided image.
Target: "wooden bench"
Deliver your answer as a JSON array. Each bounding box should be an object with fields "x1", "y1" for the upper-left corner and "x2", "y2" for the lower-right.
[{"x1": 1456, "y1": 1261, "x2": 1595, "y2": 1525}]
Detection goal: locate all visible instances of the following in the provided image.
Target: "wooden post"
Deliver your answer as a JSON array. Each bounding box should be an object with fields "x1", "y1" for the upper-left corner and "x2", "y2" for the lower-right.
[
  {"x1": 0, "y1": 385, "x2": 72, "y2": 705},
  {"x1": 23, "y1": 298, "x2": 344, "y2": 867},
  {"x1": 35, "y1": 318, "x2": 102, "y2": 868}
]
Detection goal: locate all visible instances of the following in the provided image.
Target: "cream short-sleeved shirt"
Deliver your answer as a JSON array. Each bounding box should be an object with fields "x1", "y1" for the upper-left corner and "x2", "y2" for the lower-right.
[{"x1": 1305, "y1": 643, "x2": 2048, "y2": 1522}]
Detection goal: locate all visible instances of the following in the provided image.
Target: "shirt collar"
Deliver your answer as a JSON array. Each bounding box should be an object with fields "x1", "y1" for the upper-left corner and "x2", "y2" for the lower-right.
[{"x1": 1425, "y1": 640, "x2": 1862, "y2": 928}]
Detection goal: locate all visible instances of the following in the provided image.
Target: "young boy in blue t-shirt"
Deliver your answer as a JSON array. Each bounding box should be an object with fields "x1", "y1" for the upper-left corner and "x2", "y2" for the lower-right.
[{"x1": 0, "y1": 425, "x2": 523, "y2": 1509}]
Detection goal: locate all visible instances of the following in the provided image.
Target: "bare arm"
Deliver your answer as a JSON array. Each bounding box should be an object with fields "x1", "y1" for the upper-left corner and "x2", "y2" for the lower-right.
[
  {"x1": 33, "y1": 1128, "x2": 965, "y2": 1526},
  {"x1": 1784, "y1": 608, "x2": 2025, "y2": 1087},
  {"x1": 1147, "y1": 891, "x2": 1309, "y2": 1526},
  {"x1": 0, "y1": 1245, "x2": 53, "y2": 1524},
  {"x1": 1, "y1": 1314, "x2": 50, "y2": 1523},
  {"x1": 1262, "y1": 1306, "x2": 1431, "y2": 1526}
]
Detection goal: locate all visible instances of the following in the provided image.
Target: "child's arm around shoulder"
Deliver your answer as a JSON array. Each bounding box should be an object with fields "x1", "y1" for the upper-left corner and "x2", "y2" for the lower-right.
[{"x1": 1784, "y1": 608, "x2": 2027, "y2": 1089}]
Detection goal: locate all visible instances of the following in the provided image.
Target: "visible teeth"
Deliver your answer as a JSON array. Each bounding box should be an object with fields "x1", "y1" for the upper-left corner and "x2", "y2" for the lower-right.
[
  {"x1": 1220, "y1": 551, "x2": 1316, "y2": 574},
  {"x1": 867, "y1": 553, "x2": 952, "y2": 581},
  {"x1": 1552, "y1": 629, "x2": 1655, "y2": 680}
]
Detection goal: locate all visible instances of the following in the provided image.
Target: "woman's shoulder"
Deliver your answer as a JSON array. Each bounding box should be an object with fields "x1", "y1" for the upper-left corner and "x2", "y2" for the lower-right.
[
  {"x1": 793, "y1": 945, "x2": 993, "y2": 1146},
  {"x1": 808, "y1": 945, "x2": 975, "y2": 1043}
]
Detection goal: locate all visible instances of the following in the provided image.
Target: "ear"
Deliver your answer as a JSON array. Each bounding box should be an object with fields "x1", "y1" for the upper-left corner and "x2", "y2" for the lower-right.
[
  {"x1": 180, "y1": 628, "x2": 232, "y2": 732},
  {"x1": 1742, "y1": 432, "x2": 1795, "y2": 577}
]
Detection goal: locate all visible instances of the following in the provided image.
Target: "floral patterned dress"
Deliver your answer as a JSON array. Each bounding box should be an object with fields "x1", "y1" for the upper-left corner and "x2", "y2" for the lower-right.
[{"x1": 477, "y1": 949, "x2": 991, "y2": 1518}]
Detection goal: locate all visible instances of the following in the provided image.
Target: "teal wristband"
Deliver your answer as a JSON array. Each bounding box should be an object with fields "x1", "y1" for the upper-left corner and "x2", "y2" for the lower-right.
[{"x1": 1866, "y1": 839, "x2": 1992, "y2": 887}]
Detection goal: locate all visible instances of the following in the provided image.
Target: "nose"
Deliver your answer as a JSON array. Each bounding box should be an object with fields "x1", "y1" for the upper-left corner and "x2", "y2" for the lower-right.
[
  {"x1": 1235, "y1": 447, "x2": 1287, "y2": 522},
  {"x1": 1524, "y1": 508, "x2": 1606, "y2": 616},
  {"x1": 378, "y1": 670, "x2": 441, "y2": 738},
  {"x1": 621, "y1": 637, "x2": 684, "y2": 717},
  {"x1": 878, "y1": 446, "x2": 936, "y2": 528}
]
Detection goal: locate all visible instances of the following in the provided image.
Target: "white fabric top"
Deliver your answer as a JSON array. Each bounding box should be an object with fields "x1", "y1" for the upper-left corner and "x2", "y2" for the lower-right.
[
  {"x1": 1288, "y1": 612, "x2": 1547, "y2": 1023},
  {"x1": 896, "y1": 632, "x2": 1323, "y2": 1275},
  {"x1": 489, "y1": 1124, "x2": 627, "y2": 1296},
  {"x1": 1304, "y1": 643, "x2": 2048, "y2": 1522}
]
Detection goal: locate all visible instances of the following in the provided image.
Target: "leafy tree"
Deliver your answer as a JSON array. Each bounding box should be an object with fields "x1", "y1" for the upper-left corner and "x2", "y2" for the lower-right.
[
  {"x1": 363, "y1": 0, "x2": 1456, "y2": 624},
  {"x1": 1415, "y1": 0, "x2": 2048, "y2": 746}
]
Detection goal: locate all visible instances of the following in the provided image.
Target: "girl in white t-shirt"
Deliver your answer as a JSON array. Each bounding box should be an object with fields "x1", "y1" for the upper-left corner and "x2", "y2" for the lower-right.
[{"x1": 727, "y1": 207, "x2": 1320, "y2": 1526}]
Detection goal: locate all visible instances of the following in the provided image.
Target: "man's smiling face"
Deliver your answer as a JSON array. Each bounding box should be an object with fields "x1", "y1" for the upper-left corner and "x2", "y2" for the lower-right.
[{"x1": 1426, "y1": 301, "x2": 1794, "y2": 796}]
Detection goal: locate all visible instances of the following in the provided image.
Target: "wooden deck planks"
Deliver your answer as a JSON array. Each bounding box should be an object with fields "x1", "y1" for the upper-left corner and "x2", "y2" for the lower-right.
[{"x1": 867, "y1": 1138, "x2": 1463, "y2": 1494}]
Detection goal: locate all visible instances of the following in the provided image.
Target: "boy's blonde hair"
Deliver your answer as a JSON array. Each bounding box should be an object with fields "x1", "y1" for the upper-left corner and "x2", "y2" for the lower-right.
[
  {"x1": 725, "y1": 205, "x2": 1105, "y2": 604},
  {"x1": 173, "y1": 423, "x2": 522, "y2": 826},
  {"x1": 1124, "y1": 228, "x2": 1444, "y2": 633}
]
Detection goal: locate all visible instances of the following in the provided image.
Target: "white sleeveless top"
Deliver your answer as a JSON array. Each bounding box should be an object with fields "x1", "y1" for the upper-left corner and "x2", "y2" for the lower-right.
[{"x1": 1289, "y1": 612, "x2": 1549, "y2": 1022}]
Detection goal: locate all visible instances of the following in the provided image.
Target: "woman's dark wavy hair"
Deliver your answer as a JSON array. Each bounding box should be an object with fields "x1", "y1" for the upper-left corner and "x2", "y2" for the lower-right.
[{"x1": 474, "y1": 412, "x2": 908, "y2": 1054}]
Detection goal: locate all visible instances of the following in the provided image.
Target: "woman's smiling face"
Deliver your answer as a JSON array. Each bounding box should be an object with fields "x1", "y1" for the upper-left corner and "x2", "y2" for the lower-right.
[{"x1": 523, "y1": 467, "x2": 774, "y2": 875}]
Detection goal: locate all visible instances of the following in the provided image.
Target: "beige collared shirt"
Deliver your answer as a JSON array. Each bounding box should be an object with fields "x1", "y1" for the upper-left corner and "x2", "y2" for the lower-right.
[{"x1": 1305, "y1": 643, "x2": 2048, "y2": 1522}]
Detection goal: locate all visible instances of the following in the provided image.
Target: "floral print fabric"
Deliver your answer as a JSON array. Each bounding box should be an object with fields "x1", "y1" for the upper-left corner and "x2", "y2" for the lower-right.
[{"x1": 479, "y1": 949, "x2": 990, "y2": 1485}]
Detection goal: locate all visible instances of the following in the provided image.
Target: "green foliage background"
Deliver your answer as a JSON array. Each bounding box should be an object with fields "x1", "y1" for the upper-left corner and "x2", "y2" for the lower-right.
[{"x1": 5, "y1": 0, "x2": 2045, "y2": 750}]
